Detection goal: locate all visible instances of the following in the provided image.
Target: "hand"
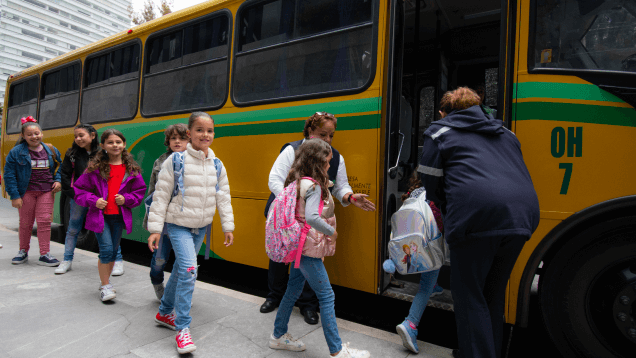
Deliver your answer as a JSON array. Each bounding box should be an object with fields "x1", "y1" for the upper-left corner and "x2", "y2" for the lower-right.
[
  {"x1": 51, "y1": 182, "x2": 61, "y2": 193},
  {"x1": 96, "y1": 198, "x2": 108, "y2": 210},
  {"x1": 11, "y1": 198, "x2": 23, "y2": 209},
  {"x1": 223, "y1": 232, "x2": 234, "y2": 247},
  {"x1": 327, "y1": 230, "x2": 338, "y2": 242},
  {"x1": 148, "y1": 233, "x2": 161, "y2": 252},
  {"x1": 115, "y1": 194, "x2": 125, "y2": 206},
  {"x1": 349, "y1": 193, "x2": 376, "y2": 211}
]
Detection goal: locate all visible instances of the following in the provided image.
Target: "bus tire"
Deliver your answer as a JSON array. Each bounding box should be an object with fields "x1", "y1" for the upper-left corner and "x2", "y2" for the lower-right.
[
  {"x1": 62, "y1": 196, "x2": 98, "y2": 252},
  {"x1": 539, "y1": 217, "x2": 636, "y2": 358}
]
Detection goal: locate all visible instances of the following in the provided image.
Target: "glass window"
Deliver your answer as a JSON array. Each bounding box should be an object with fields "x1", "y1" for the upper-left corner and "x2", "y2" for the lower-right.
[
  {"x1": 39, "y1": 63, "x2": 80, "y2": 129},
  {"x1": 82, "y1": 43, "x2": 140, "y2": 123},
  {"x1": 532, "y1": 0, "x2": 636, "y2": 72},
  {"x1": 233, "y1": 0, "x2": 375, "y2": 104},
  {"x1": 6, "y1": 77, "x2": 38, "y2": 134},
  {"x1": 142, "y1": 14, "x2": 230, "y2": 116}
]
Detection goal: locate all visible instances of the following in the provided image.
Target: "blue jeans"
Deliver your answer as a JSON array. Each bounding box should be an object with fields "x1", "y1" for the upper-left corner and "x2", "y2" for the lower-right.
[
  {"x1": 159, "y1": 223, "x2": 206, "y2": 331},
  {"x1": 64, "y1": 199, "x2": 122, "y2": 262},
  {"x1": 406, "y1": 269, "x2": 440, "y2": 326},
  {"x1": 150, "y1": 226, "x2": 172, "y2": 285},
  {"x1": 94, "y1": 214, "x2": 124, "y2": 264},
  {"x1": 273, "y1": 256, "x2": 342, "y2": 354}
]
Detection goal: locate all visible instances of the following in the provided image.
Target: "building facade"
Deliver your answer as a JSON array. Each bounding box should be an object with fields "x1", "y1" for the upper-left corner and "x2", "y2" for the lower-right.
[{"x1": 0, "y1": 0, "x2": 132, "y2": 100}]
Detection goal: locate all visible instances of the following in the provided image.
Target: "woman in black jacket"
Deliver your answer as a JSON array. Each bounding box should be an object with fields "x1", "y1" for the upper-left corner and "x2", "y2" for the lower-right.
[{"x1": 55, "y1": 124, "x2": 124, "y2": 275}]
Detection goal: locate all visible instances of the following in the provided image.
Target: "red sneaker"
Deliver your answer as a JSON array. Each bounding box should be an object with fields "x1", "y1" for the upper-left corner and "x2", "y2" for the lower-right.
[
  {"x1": 155, "y1": 312, "x2": 176, "y2": 330},
  {"x1": 176, "y1": 328, "x2": 196, "y2": 354}
]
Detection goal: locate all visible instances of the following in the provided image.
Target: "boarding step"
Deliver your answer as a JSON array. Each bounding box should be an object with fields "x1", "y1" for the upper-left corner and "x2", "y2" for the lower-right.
[{"x1": 382, "y1": 281, "x2": 454, "y2": 312}]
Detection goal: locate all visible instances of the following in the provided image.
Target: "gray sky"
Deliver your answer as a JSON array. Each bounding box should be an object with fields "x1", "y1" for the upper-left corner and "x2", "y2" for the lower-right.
[{"x1": 130, "y1": 0, "x2": 208, "y2": 14}]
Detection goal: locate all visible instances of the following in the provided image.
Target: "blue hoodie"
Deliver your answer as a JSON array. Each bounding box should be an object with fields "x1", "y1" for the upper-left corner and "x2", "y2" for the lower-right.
[{"x1": 418, "y1": 105, "x2": 539, "y2": 248}]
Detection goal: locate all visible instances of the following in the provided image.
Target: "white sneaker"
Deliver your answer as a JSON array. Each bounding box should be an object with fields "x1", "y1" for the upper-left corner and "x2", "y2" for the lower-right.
[
  {"x1": 55, "y1": 260, "x2": 72, "y2": 274},
  {"x1": 333, "y1": 343, "x2": 370, "y2": 358},
  {"x1": 0, "y1": 243, "x2": 3, "y2": 248},
  {"x1": 111, "y1": 261, "x2": 124, "y2": 276},
  {"x1": 98, "y1": 282, "x2": 116, "y2": 293},
  {"x1": 269, "y1": 333, "x2": 306, "y2": 351},
  {"x1": 100, "y1": 284, "x2": 116, "y2": 301},
  {"x1": 153, "y1": 283, "x2": 165, "y2": 301}
]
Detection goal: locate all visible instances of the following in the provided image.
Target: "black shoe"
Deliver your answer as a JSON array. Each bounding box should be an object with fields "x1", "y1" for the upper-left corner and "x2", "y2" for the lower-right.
[
  {"x1": 260, "y1": 300, "x2": 278, "y2": 313},
  {"x1": 302, "y1": 310, "x2": 319, "y2": 325},
  {"x1": 452, "y1": 349, "x2": 460, "y2": 358}
]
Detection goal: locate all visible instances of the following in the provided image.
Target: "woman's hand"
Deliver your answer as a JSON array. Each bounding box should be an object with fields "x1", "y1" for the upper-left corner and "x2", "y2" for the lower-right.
[
  {"x1": 349, "y1": 193, "x2": 376, "y2": 211},
  {"x1": 96, "y1": 198, "x2": 108, "y2": 210},
  {"x1": 51, "y1": 182, "x2": 61, "y2": 193},
  {"x1": 223, "y1": 232, "x2": 234, "y2": 247},
  {"x1": 11, "y1": 198, "x2": 23, "y2": 209},
  {"x1": 114, "y1": 194, "x2": 125, "y2": 206},
  {"x1": 148, "y1": 233, "x2": 161, "y2": 252}
]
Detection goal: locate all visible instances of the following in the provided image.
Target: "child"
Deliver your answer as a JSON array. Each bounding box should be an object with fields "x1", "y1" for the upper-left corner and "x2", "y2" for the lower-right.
[
  {"x1": 4, "y1": 116, "x2": 62, "y2": 266},
  {"x1": 269, "y1": 138, "x2": 369, "y2": 358},
  {"x1": 147, "y1": 112, "x2": 234, "y2": 354},
  {"x1": 55, "y1": 124, "x2": 124, "y2": 274},
  {"x1": 73, "y1": 129, "x2": 146, "y2": 302},
  {"x1": 143, "y1": 123, "x2": 188, "y2": 300},
  {"x1": 394, "y1": 173, "x2": 444, "y2": 354}
]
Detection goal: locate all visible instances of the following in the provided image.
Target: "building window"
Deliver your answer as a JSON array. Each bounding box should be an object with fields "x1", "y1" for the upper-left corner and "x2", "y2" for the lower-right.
[
  {"x1": 39, "y1": 63, "x2": 81, "y2": 129},
  {"x1": 22, "y1": 51, "x2": 44, "y2": 61},
  {"x1": 6, "y1": 76, "x2": 39, "y2": 134}
]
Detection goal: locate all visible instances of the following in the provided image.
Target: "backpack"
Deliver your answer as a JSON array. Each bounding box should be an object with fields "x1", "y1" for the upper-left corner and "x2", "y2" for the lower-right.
[
  {"x1": 265, "y1": 177, "x2": 323, "y2": 268},
  {"x1": 144, "y1": 152, "x2": 223, "y2": 260}
]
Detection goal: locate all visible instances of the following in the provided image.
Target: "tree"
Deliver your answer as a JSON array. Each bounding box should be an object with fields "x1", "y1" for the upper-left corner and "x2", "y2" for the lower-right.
[{"x1": 128, "y1": 0, "x2": 173, "y2": 25}]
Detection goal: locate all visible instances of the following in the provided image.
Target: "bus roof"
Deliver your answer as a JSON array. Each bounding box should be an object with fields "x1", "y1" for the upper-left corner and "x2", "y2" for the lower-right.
[{"x1": 7, "y1": 0, "x2": 232, "y2": 83}]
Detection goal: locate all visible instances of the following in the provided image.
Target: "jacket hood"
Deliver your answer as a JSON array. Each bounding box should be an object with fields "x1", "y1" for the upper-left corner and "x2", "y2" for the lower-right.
[{"x1": 434, "y1": 105, "x2": 504, "y2": 135}]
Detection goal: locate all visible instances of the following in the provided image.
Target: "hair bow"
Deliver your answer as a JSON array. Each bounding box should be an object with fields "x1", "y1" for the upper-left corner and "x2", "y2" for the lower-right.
[{"x1": 21, "y1": 116, "x2": 36, "y2": 124}]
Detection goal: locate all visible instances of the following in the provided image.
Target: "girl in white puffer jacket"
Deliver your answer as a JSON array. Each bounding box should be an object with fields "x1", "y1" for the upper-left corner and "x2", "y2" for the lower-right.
[{"x1": 147, "y1": 112, "x2": 234, "y2": 355}]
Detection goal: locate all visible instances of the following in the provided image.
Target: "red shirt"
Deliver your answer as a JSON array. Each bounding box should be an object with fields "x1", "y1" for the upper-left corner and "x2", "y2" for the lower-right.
[{"x1": 104, "y1": 164, "x2": 126, "y2": 215}]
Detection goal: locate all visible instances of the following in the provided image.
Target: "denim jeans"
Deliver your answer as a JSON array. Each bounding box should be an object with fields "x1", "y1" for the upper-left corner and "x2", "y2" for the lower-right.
[
  {"x1": 159, "y1": 223, "x2": 206, "y2": 331},
  {"x1": 94, "y1": 214, "x2": 125, "y2": 264},
  {"x1": 150, "y1": 225, "x2": 172, "y2": 285},
  {"x1": 273, "y1": 256, "x2": 342, "y2": 354},
  {"x1": 406, "y1": 269, "x2": 440, "y2": 326},
  {"x1": 64, "y1": 199, "x2": 122, "y2": 261}
]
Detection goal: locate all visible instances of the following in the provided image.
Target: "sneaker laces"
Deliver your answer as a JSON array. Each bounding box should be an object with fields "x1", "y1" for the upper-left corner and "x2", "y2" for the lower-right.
[
  {"x1": 42, "y1": 252, "x2": 53, "y2": 260},
  {"x1": 178, "y1": 328, "x2": 193, "y2": 345},
  {"x1": 163, "y1": 313, "x2": 176, "y2": 324},
  {"x1": 279, "y1": 333, "x2": 297, "y2": 342}
]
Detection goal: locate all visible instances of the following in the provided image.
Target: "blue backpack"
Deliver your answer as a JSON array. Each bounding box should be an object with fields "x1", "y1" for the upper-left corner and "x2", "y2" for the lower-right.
[{"x1": 144, "y1": 152, "x2": 223, "y2": 260}]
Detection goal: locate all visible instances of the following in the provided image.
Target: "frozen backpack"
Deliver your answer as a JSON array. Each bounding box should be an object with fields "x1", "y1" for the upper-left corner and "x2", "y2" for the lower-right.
[
  {"x1": 384, "y1": 191, "x2": 449, "y2": 275},
  {"x1": 144, "y1": 152, "x2": 223, "y2": 260},
  {"x1": 265, "y1": 177, "x2": 323, "y2": 268}
]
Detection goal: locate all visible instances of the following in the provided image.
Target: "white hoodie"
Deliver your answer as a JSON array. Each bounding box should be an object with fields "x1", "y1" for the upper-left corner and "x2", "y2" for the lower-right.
[{"x1": 147, "y1": 143, "x2": 234, "y2": 233}]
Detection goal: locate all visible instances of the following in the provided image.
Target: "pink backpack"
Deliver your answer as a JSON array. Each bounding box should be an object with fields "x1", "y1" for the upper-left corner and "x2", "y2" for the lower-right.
[{"x1": 265, "y1": 177, "x2": 323, "y2": 268}]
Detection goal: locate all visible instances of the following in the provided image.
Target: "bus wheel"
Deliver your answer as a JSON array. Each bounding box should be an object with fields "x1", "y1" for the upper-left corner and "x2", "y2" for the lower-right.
[
  {"x1": 540, "y1": 217, "x2": 636, "y2": 358},
  {"x1": 63, "y1": 196, "x2": 98, "y2": 252}
]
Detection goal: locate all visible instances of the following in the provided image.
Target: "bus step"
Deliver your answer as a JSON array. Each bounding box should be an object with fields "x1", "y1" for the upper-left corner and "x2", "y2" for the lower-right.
[{"x1": 382, "y1": 280, "x2": 454, "y2": 312}]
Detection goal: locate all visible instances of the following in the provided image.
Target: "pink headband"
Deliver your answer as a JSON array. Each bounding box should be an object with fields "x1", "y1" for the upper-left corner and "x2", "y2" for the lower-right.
[{"x1": 21, "y1": 116, "x2": 36, "y2": 125}]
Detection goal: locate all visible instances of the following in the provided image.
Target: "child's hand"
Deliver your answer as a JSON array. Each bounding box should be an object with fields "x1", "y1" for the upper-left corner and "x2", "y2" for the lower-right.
[
  {"x1": 11, "y1": 198, "x2": 22, "y2": 209},
  {"x1": 223, "y1": 232, "x2": 234, "y2": 247},
  {"x1": 327, "y1": 230, "x2": 338, "y2": 242},
  {"x1": 114, "y1": 194, "x2": 125, "y2": 206},
  {"x1": 51, "y1": 182, "x2": 61, "y2": 193},
  {"x1": 96, "y1": 198, "x2": 108, "y2": 210},
  {"x1": 148, "y1": 233, "x2": 161, "y2": 252}
]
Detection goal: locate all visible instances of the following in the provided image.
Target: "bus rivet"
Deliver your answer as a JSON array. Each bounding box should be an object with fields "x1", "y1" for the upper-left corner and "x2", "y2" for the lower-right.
[
  {"x1": 628, "y1": 329, "x2": 636, "y2": 338},
  {"x1": 620, "y1": 296, "x2": 630, "y2": 305},
  {"x1": 617, "y1": 313, "x2": 628, "y2": 322}
]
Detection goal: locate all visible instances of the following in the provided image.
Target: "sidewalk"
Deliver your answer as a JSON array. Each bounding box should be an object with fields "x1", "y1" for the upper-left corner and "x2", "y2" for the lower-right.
[{"x1": 0, "y1": 201, "x2": 452, "y2": 358}]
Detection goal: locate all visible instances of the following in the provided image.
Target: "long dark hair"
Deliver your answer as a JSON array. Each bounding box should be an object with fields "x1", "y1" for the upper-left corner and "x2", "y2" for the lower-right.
[
  {"x1": 68, "y1": 124, "x2": 99, "y2": 157},
  {"x1": 86, "y1": 129, "x2": 141, "y2": 180},
  {"x1": 284, "y1": 139, "x2": 331, "y2": 199}
]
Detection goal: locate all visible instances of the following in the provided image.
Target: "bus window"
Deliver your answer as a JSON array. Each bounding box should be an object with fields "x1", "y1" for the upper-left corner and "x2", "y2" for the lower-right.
[
  {"x1": 531, "y1": 0, "x2": 636, "y2": 72},
  {"x1": 81, "y1": 42, "x2": 140, "y2": 124},
  {"x1": 142, "y1": 13, "x2": 229, "y2": 116},
  {"x1": 39, "y1": 62, "x2": 80, "y2": 130},
  {"x1": 233, "y1": 0, "x2": 376, "y2": 105},
  {"x1": 6, "y1": 76, "x2": 38, "y2": 134}
]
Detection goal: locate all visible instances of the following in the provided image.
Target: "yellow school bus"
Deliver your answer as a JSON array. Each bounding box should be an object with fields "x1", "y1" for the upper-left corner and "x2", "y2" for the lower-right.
[{"x1": 1, "y1": 1, "x2": 634, "y2": 356}]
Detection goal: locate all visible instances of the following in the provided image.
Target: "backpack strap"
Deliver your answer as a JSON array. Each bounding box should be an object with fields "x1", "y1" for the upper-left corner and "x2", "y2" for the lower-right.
[
  {"x1": 293, "y1": 177, "x2": 324, "y2": 268},
  {"x1": 44, "y1": 143, "x2": 60, "y2": 177},
  {"x1": 172, "y1": 152, "x2": 186, "y2": 211}
]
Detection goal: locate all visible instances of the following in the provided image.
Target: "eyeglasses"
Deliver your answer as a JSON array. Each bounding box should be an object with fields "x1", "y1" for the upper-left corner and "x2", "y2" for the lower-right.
[{"x1": 315, "y1": 112, "x2": 336, "y2": 118}]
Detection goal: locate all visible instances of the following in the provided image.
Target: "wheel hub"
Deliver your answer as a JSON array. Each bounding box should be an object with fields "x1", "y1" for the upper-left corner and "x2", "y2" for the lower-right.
[{"x1": 612, "y1": 267, "x2": 636, "y2": 344}]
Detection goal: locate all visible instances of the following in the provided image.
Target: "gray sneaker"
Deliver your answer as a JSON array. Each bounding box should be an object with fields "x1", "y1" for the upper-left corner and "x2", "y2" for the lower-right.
[
  {"x1": 12, "y1": 249, "x2": 28, "y2": 264},
  {"x1": 38, "y1": 252, "x2": 60, "y2": 267},
  {"x1": 55, "y1": 260, "x2": 72, "y2": 274},
  {"x1": 100, "y1": 284, "x2": 116, "y2": 301},
  {"x1": 269, "y1": 333, "x2": 306, "y2": 351},
  {"x1": 153, "y1": 283, "x2": 165, "y2": 301}
]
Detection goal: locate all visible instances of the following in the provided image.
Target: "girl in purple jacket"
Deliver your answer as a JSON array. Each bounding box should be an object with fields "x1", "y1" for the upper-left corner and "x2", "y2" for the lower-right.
[{"x1": 74, "y1": 129, "x2": 146, "y2": 302}]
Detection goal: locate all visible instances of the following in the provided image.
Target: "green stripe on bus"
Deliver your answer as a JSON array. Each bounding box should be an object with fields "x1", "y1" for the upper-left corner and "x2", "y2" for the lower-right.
[
  {"x1": 514, "y1": 102, "x2": 636, "y2": 127},
  {"x1": 516, "y1": 82, "x2": 624, "y2": 103}
]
